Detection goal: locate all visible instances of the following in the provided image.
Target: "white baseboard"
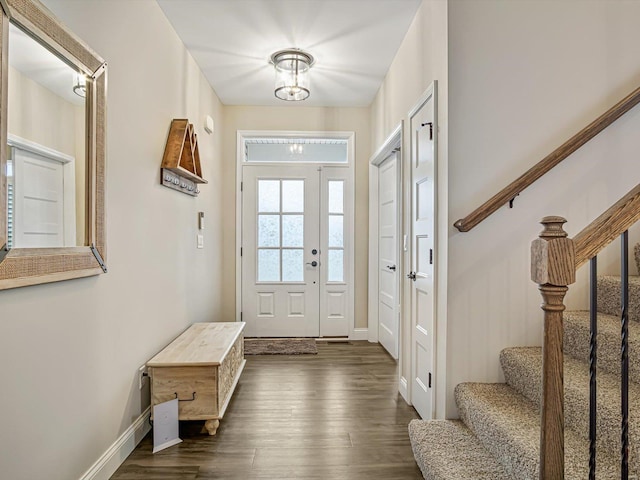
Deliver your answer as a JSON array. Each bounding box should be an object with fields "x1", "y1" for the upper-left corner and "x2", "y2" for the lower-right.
[
  {"x1": 79, "y1": 406, "x2": 151, "y2": 480},
  {"x1": 399, "y1": 376, "x2": 411, "y2": 404},
  {"x1": 350, "y1": 327, "x2": 369, "y2": 341}
]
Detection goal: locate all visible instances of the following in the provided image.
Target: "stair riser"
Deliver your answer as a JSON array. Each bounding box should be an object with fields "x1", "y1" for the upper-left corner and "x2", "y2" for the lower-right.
[
  {"x1": 408, "y1": 420, "x2": 511, "y2": 480},
  {"x1": 456, "y1": 382, "x2": 621, "y2": 479},
  {"x1": 564, "y1": 312, "x2": 640, "y2": 386},
  {"x1": 456, "y1": 384, "x2": 539, "y2": 479},
  {"x1": 501, "y1": 348, "x2": 640, "y2": 475},
  {"x1": 597, "y1": 276, "x2": 640, "y2": 323}
]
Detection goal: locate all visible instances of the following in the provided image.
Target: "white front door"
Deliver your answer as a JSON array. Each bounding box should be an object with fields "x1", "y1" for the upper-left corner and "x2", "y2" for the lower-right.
[
  {"x1": 409, "y1": 84, "x2": 437, "y2": 419},
  {"x1": 12, "y1": 148, "x2": 65, "y2": 248},
  {"x1": 378, "y1": 152, "x2": 399, "y2": 359},
  {"x1": 242, "y1": 164, "x2": 352, "y2": 338}
]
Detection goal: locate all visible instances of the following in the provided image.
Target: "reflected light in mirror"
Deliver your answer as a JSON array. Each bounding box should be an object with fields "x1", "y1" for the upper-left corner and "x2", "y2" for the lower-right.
[
  {"x1": 7, "y1": 22, "x2": 87, "y2": 248},
  {"x1": 73, "y1": 73, "x2": 86, "y2": 98}
]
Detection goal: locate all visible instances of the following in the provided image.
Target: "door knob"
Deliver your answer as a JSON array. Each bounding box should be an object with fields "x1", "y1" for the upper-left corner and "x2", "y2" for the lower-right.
[
  {"x1": 387, "y1": 265, "x2": 396, "y2": 271},
  {"x1": 306, "y1": 261, "x2": 318, "y2": 267},
  {"x1": 407, "y1": 271, "x2": 416, "y2": 281}
]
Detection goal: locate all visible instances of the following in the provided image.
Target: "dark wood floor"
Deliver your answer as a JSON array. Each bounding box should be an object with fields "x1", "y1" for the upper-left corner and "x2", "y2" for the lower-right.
[{"x1": 111, "y1": 341, "x2": 423, "y2": 479}]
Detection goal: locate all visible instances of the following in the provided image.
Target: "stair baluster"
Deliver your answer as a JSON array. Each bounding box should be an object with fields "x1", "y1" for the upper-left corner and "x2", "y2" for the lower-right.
[
  {"x1": 589, "y1": 256, "x2": 598, "y2": 480},
  {"x1": 621, "y1": 231, "x2": 630, "y2": 479}
]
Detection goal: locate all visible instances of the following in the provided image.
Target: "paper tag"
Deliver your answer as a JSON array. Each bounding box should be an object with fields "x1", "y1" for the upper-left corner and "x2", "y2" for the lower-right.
[{"x1": 152, "y1": 398, "x2": 182, "y2": 453}]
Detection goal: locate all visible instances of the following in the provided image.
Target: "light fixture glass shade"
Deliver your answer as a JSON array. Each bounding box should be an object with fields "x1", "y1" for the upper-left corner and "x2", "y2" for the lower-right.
[
  {"x1": 271, "y1": 49, "x2": 314, "y2": 101},
  {"x1": 73, "y1": 72, "x2": 86, "y2": 98}
]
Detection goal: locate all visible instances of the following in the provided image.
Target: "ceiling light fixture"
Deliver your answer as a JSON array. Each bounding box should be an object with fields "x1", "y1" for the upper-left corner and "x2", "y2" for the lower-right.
[
  {"x1": 73, "y1": 72, "x2": 86, "y2": 98},
  {"x1": 270, "y1": 49, "x2": 314, "y2": 101}
]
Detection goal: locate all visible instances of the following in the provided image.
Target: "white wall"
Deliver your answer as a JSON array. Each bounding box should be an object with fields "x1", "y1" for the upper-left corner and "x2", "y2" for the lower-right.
[
  {"x1": 8, "y1": 65, "x2": 78, "y2": 157},
  {"x1": 221, "y1": 106, "x2": 371, "y2": 329},
  {"x1": 446, "y1": 0, "x2": 640, "y2": 417},
  {"x1": 370, "y1": 0, "x2": 449, "y2": 417},
  {"x1": 0, "y1": 1, "x2": 225, "y2": 479}
]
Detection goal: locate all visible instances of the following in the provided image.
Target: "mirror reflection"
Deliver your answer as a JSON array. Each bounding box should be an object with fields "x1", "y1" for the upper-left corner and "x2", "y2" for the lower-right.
[{"x1": 7, "y1": 22, "x2": 86, "y2": 248}]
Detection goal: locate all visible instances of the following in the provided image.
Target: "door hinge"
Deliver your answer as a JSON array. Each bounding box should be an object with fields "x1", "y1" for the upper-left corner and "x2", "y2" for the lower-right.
[
  {"x1": 240, "y1": 182, "x2": 243, "y2": 192},
  {"x1": 421, "y1": 122, "x2": 433, "y2": 140},
  {"x1": 240, "y1": 312, "x2": 243, "y2": 321},
  {"x1": 428, "y1": 372, "x2": 432, "y2": 388},
  {"x1": 429, "y1": 248, "x2": 433, "y2": 265},
  {"x1": 240, "y1": 247, "x2": 243, "y2": 256}
]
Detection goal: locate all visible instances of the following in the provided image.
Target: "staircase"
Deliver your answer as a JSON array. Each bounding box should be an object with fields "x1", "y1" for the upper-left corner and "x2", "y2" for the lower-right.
[
  {"x1": 409, "y1": 272, "x2": 640, "y2": 479},
  {"x1": 423, "y1": 82, "x2": 640, "y2": 479}
]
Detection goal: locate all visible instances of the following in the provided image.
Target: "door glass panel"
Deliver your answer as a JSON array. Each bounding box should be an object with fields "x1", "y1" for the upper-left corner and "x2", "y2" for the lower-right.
[
  {"x1": 328, "y1": 249, "x2": 344, "y2": 282},
  {"x1": 258, "y1": 214, "x2": 280, "y2": 247},
  {"x1": 258, "y1": 180, "x2": 280, "y2": 212},
  {"x1": 282, "y1": 215, "x2": 303, "y2": 247},
  {"x1": 282, "y1": 249, "x2": 304, "y2": 282},
  {"x1": 258, "y1": 249, "x2": 280, "y2": 282},
  {"x1": 328, "y1": 180, "x2": 343, "y2": 214},
  {"x1": 257, "y1": 179, "x2": 306, "y2": 282},
  {"x1": 282, "y1": 180, "x2": 304, "y2": 212},
  {"x1": 328, "y1": 215, "x2": 343, "y2": 248}
]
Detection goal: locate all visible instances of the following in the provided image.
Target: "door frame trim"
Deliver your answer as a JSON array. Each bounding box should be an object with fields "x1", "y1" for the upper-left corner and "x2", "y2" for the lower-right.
[
  {"x1": 236, "y1": 130, "x2": 356, "y2": 338},
  {"x1": 368, "y1": 123, "x2": 405, "y2": 392}
]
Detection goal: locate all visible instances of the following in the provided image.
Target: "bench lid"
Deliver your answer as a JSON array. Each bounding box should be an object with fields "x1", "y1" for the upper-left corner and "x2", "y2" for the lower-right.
[{"x1": 147, "y1": 322, "x2": 245, "y2": 367}]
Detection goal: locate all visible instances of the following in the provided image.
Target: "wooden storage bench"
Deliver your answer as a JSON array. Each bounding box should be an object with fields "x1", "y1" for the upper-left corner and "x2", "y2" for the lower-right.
[{"x1": 147, "y1": 322, "x2": 245, "y2": 435}]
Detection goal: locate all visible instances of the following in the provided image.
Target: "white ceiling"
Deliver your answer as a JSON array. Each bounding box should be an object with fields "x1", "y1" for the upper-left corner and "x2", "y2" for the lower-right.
[
  {"x1": 9, "y1": 23, "x2": 84, "y2": 107},
  {"x1": 156, "y1": 0, "x2": 422, "y2": 107}
]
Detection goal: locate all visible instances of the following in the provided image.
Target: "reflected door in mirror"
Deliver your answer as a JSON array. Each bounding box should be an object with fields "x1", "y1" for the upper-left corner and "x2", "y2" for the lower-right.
[{"x1": 9, "y1": 143, "x2": 79, "y2": 248}]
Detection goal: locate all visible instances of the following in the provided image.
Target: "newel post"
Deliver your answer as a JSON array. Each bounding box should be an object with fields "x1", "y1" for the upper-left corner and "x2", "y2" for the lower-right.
[{"x1": 531, "y1": 216, "x2": 576, "y2": 480}]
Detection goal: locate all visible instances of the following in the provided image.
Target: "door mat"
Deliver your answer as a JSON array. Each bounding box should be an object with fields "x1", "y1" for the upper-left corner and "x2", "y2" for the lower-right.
[{"x1": 244, "y1": 338, "x2": 318, "y2": 355}]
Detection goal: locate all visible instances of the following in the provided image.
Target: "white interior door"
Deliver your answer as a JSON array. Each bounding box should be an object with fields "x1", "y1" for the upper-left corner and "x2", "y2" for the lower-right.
[
  {"x1": 13, "y1": 148, "x2": 65, "y2": 248},
  {"x1": 242, "y1": 165, "x2": 320, "y2": 337},
  {"x1": 409, "y1": 85, "x2": 436, "y2": 419},
  {"x1": 378, "y1": 153, "x2": 399, "y2": 359}
]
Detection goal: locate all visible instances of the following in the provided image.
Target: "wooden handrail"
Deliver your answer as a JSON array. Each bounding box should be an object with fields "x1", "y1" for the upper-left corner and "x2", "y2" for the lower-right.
[
  {"x1": 574, "y1": 183, "x2": 640, "y2": 268},
  {"x1": 455, "y1": 85, "x2": 640, "y2": 233}
]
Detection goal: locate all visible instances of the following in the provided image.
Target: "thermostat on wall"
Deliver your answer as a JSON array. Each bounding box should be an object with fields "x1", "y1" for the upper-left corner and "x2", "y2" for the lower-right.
[{"x1": 204, "y1": 115, "x2": 214, "y2": 135}]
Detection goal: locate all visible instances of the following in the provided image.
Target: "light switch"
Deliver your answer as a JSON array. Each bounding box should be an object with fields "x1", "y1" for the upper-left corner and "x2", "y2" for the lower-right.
[
  {"x1": 198, "y1": 211, "x2": 205, "y2": 230},
  {"x1": 197, "y1": 234, "x2": 204, "y2": 249}
]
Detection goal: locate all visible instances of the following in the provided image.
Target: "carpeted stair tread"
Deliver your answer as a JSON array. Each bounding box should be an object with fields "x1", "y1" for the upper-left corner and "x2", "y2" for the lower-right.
[
  {"x1": 501, "y1": 347, "x2": 640, "y2": 475},
  {"x1": 455, "y1": 382, "x2": 619, "y2": 479},
  {"x1": 408, "y1": 420, "x2": 511, "y2": 480},
  {"x1": 564, "y1": 310, "x2": 640, "y2": 384},
  {"x1": 597, "y1": 275, "x2": 640, "y2": 323}
]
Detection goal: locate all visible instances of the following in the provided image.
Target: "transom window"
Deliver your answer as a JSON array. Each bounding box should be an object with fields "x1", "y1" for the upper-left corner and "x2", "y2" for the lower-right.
[{"x1": 245, "y1": 138, "x2": 348, "y2": 163}]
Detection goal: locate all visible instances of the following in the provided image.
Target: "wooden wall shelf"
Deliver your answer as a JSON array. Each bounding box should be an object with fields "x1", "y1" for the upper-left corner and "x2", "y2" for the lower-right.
[{"x1": 161, "y1": 119, "x2": 207, "y2": 196}]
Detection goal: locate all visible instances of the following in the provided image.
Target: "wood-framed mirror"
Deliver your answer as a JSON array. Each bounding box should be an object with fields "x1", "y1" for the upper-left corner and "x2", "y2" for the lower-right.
[{"x1": 0, "y1": 0, "x2": 107, "y2": 290}]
